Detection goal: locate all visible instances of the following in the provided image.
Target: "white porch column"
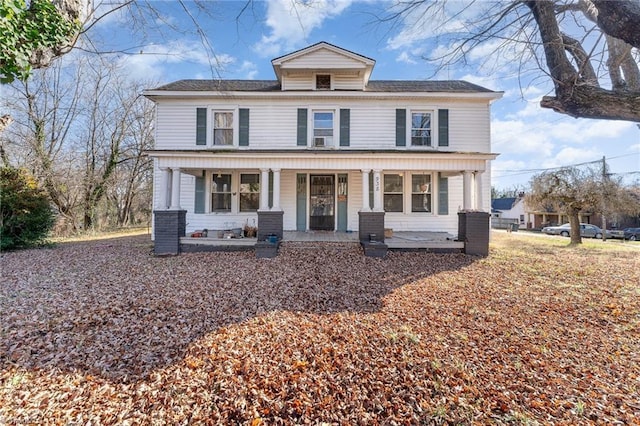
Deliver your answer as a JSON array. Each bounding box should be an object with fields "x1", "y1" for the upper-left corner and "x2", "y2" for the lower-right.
[
  {"x1": 272, "y1": 168, "x2": 281, "y2": 211},
  {"x1": 259, "y1": 168, "x2": 270, "y2": 211},
  {"x1": 157, "y1": 167, "x2": 169, "y2": 210},
  {"x1": 169, "y1": 167, "x2": 181, "y2": 210},
  {"x1": 372, "y1": 169, "x2": 383, "y2": 212},
  {"x1": 474, "y1": 171, "x2": 484, "y2": 211},
  {"x1": 361, "y1": 169, "x2": 371, "y2": 211},
  {"x1": 462, "y1": 171, "x2": 473, "y2": 210}
]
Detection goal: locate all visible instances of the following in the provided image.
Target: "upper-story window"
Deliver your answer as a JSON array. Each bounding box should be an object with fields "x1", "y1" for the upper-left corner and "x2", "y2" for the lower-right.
[
  {"x1": 316, "y1": 74, "x2": 331, "y2": 90},
  {"x1": 313, "y1": 111, "x2": 333, "y2": 147},
  {"x1": 411, "y1": 112, "x2": 432, "y2": 146},
  {"x1": 213, "y1": 112, "x2": 234, "y2": 145}
]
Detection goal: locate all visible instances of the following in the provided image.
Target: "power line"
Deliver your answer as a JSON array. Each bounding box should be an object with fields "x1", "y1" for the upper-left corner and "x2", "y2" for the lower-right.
[{"x1": 494, "y1": 153, "x2": 639, "y2": 178}]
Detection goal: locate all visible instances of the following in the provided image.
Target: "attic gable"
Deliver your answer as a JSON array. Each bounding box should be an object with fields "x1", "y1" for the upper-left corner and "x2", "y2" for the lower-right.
[{"x1": 271, "y1": 42, "x2": 375, "y2": 86}]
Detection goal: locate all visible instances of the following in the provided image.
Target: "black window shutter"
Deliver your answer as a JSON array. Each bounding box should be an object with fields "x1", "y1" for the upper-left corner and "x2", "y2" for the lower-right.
[
  {"x1": 297, "y1": 108, "x2": 307, "y2": 146},
  {"x1": 395, "y1": 109, "x2": 406, "y2": 146},
  {"x1": 194, "y1": 175, "x2": 205, "y2": 213},
  {"x1": 438, "y1": 109, "x2": 449, "y2": 147},
  {"x1": 438, "y1": 173, "x2": 449, "y2": 215},
  {"x1": 239, "y1": 108, "x2": 249, "y2": 146},
  {"x1": 268, "y1": 171, "x2": 273, "y2": 209},
  {"x1": 196, "y1": 108, "x2": 207, "y2": 146},
  {"x1": 339, "y1": 109, "x2": 350, "y2": 147}
]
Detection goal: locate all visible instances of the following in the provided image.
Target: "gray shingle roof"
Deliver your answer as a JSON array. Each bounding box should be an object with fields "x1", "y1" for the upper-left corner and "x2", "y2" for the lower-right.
[
  {"x1": 491, "y1": 198, "x2": 517, "y2": 211},
  {"x1": 151, "y1": 79, "x2": 496, "y2": 93}
]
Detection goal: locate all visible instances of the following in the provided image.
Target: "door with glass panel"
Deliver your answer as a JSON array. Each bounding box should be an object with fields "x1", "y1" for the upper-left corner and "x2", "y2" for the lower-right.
[{"x1": 309, "y1": 175, "x2": 335, "y2": 230}]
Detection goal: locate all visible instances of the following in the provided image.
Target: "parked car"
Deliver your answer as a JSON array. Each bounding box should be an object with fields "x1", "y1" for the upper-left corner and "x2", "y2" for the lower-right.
[
  {"x1": 623, "y1": 227, "x2": 640, "y2": 241},
  {"x1": 541, "y1": 223, "x2": 604, "y2": 238},
  {"x1": 606, "y1": 229, "x2": 626, "y2": 239}
]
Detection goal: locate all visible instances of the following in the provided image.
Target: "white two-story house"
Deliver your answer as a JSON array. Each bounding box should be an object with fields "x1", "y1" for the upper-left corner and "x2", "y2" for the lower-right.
[{"x1": 144, "y1": 42, "x2": 502, "y2": 256}]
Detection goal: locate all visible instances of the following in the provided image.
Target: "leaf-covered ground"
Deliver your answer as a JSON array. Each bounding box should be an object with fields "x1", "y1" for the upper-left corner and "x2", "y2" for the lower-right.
[{"x1": 1, "y1": 233, "x2": 639, "y2": 424}]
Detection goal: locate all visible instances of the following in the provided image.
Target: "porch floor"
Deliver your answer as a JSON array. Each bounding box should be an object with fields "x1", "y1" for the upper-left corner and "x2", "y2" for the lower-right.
[{"x1": 181, "y1": 231, "x2": 463, "y2": 250}]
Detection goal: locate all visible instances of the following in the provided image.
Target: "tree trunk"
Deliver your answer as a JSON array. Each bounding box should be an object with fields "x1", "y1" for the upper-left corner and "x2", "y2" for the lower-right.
[
  {"x1": 591, "y1": 0, "x2": 640, "y2": 47},
  {"x1": 567, "y1": 208, "x2": 582, "y2": 245},
  {"x1": 528, "y1": 0, "x2": 640, "y2": 122}
]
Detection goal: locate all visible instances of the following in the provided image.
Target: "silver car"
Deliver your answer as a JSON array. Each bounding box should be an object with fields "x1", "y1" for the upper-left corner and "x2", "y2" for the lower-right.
[{"x1": 541, "y1": 223, "x2": 604, "y2": 238}]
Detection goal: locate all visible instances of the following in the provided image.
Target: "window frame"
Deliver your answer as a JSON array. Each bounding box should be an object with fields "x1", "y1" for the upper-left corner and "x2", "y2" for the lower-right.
[
  {"x1": 380, "y1": 172, "x2": 442, "y2": 215},
  {"x1": 410, "y1": 111, "x2": 432, "y2": 147},
  {"x1": 213, "y1": 111, "x2": 234, "y2": 146},
  {"x1": 204, "y1": 106, "x2": 239, "y2": 148},
  {"x1": 315, "y1": 74, "x2": 332, "y2": 90},
  {"x1": 411, "y1": 173, "x2": 433, "y2": 213},
  {"x1": 239, "y1": 173, "x2": 260, "y2": 212},
  {"x1": 211, "y1": 173, "x2": 232, "y2": 213},
  {"x1": 312, "y1": 110, "x2": 335, "y2": 148},
  {"x1": 383, "y1": 173, "x2": 404, "y2": 213},
  {"x1": 401, "y1": 108, "x2": 441, "y2": 150}
]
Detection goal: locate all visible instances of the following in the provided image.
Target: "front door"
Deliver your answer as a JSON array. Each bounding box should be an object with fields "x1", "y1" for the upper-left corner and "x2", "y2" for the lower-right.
[{"x1": 309, "y1": 175, "x2": 335, "y2": 230}]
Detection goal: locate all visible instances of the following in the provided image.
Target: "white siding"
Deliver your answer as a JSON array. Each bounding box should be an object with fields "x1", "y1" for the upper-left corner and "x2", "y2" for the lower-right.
[
  {"x1": 281, "y1": 47, "x2": 366, "y2": 70},
  {"x1": 282, "y1": 75, "x2": 312, "y2": 91},
  {"x1": 333, "y1": 74, "x2": 363, "y2": 90},
  {"x1": 281, "y1": 170, "x2": 297, "y2": 230},
  {"x1": 449, "y1": 104, "x2": 491, "y2": 152},
  {"x1": 282, "y1": 73, "x2": 364, "y2": 91},
  {"x1": 151, "y1": 92, "x2": 495, "y2": 236},
  {"x1": 153, "y1": 98, "x2": 492, "y2": 153},
  {"x1": 248, "y1": 104, "x2": 298, "y2": 148},
  {"x1": 155, "y1": 103, "x2": 197, "y2": 150}
]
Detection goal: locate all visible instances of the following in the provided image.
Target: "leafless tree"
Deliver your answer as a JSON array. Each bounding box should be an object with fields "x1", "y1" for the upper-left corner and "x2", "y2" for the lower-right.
[
  {"x1": 526, "y1": 164, "x2": 639, "y2": 244},
  {"x1": 2, "y1": 56, "x2": 156, "y2": 233},
  {"x1": 380, "y1": 0, "x2": 640, "y2": 122}
]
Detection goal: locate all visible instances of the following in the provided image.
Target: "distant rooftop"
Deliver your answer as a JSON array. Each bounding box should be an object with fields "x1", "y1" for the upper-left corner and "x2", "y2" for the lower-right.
[{"x1": 491, "y1": 197, "x2": 518, "y2": 211}]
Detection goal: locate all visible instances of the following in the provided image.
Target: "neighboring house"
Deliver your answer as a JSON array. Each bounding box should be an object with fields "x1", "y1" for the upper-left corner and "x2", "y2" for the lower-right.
[
  {"x1": 144, "y1": 42, "x2": 502, "y2": 255},
  {"x1": 526, "y1": 209, "x2": 592, "y2": 229},
  {"x1": 491, "y1": 195, "x2": 526, "y2": 227}
]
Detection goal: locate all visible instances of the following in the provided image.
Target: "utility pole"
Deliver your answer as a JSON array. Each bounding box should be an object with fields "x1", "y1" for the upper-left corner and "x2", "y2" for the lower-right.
[{"x1": 601, "y1": 156, "x2": 607, "y2": 241}]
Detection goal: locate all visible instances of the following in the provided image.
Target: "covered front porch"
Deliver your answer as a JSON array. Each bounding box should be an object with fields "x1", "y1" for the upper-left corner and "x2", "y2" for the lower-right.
[{"x1": 150, "y1": 149, "x2": 493, "y2": 257}]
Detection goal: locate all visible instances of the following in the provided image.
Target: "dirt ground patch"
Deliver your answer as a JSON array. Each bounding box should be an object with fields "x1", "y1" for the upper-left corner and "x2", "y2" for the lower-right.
[{"x1": 1, "y1": 234, "x2": 639, "y2": 424}]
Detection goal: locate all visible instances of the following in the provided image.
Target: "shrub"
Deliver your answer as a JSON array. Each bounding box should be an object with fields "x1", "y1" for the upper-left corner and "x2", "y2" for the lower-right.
[{"x1": 0, "y1": 167, "x2": 55, "y2": 250}]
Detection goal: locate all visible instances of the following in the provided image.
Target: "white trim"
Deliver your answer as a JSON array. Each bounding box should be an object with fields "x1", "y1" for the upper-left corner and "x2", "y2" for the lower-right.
[
  {"x1": 310, "y1": 108, "x2": 337, "y2": 148},
  {"x1": 408, "y1": 109, "x2": 436, "y2": 149},
  {"x1": 145, "y1": 90, "x2": 503, "y2": 102}
]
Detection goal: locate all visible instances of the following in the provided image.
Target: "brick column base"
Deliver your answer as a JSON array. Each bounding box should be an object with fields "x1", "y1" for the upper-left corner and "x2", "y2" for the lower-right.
[
  {"x1": 358, "y1": 211, "x2": 385, "y2": 242},
  {"x1": 458, "y1": 211, "x2": 490, "y2": 256},
  {"x1": 257, "y1": 210, "x2": 284, "y2": 242},
  {"x1": 154, "y1": 210, "x2": 186, "y2": 255},
  {"x1": 359, "y1": 211, "x2": 387, "y2": 257}
]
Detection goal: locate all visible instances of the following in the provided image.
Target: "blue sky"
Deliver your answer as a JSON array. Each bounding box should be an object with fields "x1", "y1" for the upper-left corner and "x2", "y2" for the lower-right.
[{"x1": 92, "y1": 0, "x2": 639, "y2": 191}]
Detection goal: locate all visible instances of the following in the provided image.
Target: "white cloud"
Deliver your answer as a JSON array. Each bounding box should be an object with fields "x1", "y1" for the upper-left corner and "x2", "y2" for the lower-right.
[
  {"x1": 238, "y1": 61, "x2": 259, "y2": 80},
  {"x1": 396, "y1": 51, "x2": 417, "y2": 64},
  {"x1": 117, "y1": 41, "x2": 236, "y2": 80},
  {"x1": 492, "y1": 119, "x2": 555, "y2": 157},
  {"x1": 253, "y1": 0, "x2": 353, "y2": 57},
  {"x1": 458, "y1": 73, "x2": 500, "y2": 92},
  {"x1": 385, "y1": 1, "x2": 467, "y2": 51},
  {"x1": 542, "y1": 146, "x2": 603, "y2": 169}
]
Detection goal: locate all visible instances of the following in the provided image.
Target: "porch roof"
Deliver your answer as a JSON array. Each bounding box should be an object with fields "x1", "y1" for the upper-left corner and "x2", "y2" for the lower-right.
[{"x1": 147, "y1": 149, "x2": 497, "y2": 173}]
